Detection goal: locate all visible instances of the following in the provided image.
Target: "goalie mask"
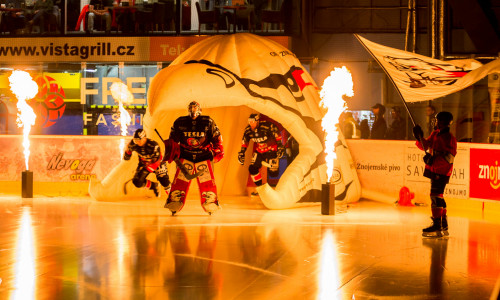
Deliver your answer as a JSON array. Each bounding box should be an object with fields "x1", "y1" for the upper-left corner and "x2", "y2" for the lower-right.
[{"x1": 188, "y1": 101, "x2": 202, "y2": 119}]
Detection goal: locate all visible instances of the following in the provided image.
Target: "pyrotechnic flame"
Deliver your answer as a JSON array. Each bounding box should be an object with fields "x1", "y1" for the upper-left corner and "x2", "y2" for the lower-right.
[
  {"x1": 110, "y1": 82, "x2": 133, "y2": 158},
  {"x1": 319, "y1": 66, "x2": 354, "y2": 182},
  {"x1": 10, "y1": 71, "x2": 38, "y2": 171}
]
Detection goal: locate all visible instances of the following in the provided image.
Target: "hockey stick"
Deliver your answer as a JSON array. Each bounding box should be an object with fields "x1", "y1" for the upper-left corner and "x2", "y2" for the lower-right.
[
  {"x1": 154, "y1": 129, "x2": 203, "y2": 180},
  {"x1": 123, "y1": 179, "x2": 132, "y2": 195},
  {"x1": 174, "y1": 159, "x2": 204, "y2": 180}
]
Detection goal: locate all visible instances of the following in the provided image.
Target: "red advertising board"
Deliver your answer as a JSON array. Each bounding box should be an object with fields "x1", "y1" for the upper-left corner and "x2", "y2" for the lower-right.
[{"x1": 470, "y1": 148, "x2": 500, "y2": 200}]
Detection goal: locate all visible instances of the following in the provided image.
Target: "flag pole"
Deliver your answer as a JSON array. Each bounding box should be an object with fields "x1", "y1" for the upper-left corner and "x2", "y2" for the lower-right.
[{"x1": 354, "y1": 34, "x2": 417, "y2": 127}]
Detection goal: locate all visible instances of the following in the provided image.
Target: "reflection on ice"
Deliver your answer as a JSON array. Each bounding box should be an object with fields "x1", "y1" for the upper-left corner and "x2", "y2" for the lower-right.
[
  {"x1": 13, "y1": 207, "x2": 36, "y2": 300},
  {"x1": 0, "y1": 197, "x2": 499, "y2": 299},
  {"x1": 318, "y1": 229, "x2": 341, "y2": 300}
]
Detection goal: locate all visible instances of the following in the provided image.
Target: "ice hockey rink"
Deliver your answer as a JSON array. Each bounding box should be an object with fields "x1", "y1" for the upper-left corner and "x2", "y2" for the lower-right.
[{"x1": 0, "y1": 195, "x2": 499, "y2": 300}]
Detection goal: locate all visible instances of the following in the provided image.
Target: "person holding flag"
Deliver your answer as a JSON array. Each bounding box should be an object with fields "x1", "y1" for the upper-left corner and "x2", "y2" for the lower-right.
[{"x1": 413, "y1": 112, "x2": 457, "y2": 237}]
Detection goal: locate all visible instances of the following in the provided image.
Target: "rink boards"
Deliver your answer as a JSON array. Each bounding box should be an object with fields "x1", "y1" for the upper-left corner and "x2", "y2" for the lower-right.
[
  {"x1": 0, "y1": 135, "x2": 123, "y2": 196},
  {"x1": 1, "y1": 135, "x2": 500, "y2": 213},
  {"x1": 347, "y1": 139, "x2": 500, "y2": 213}
]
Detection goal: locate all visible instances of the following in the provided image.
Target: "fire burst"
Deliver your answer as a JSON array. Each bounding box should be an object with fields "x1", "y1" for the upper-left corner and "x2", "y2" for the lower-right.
[
  {"x1": 320, "y1": 66, "x2": 354, "y2": 181},
  {"x1": 9, "y1": 71, "x2": 39, "y2": 171},
  {"x1": 110, "y1": 82, "x2": 133, "y2": 158}
]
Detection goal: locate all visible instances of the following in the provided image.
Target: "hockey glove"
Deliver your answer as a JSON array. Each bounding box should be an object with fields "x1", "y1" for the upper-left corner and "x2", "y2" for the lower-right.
[
  {"x1": 412, "y1": 125, "x2": 424, "y2": 141},
  {"x1": 145, "y1": 159, "x2": 161, "y2": 173},
  {"x1": 237, "y1": 150, "x2": 246, "y2": 165},
  {"x1": 276, "y1": 144, "x2": 285, "y2": 159},
  {"x1": 123, "y1": 151, "x2": 131, "y2": 161}
]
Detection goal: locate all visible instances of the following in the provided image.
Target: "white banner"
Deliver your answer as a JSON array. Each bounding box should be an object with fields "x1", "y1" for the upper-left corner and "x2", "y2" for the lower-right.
[
  {"x1": 347, "y1": 139, "x2": 470, "y2": 204},
  {"x1": 355, "y1": 35, "x2": 500, "y2": 102}
]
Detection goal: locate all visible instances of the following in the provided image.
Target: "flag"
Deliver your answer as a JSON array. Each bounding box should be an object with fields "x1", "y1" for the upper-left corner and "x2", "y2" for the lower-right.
[{"x1": 355, "y1": 34, "x2": 500, "y2": 102}]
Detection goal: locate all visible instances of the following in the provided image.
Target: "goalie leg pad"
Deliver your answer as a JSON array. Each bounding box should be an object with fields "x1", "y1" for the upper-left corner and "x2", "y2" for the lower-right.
[
  {"x1": 195, "y1": 160, "x2": 220, "y2": 213},
  {"x1": 164, "y1": 159, "x2": 193, "y2": 213}
]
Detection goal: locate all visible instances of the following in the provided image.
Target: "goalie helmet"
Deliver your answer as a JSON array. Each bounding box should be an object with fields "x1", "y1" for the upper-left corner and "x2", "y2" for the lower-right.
[{"x1": 188, "y1": 101, "x2": 202, "y2": 118}]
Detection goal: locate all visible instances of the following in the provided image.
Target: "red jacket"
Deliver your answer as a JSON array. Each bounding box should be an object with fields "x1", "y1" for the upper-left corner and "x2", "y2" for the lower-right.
[
  {"x1": 416, "y1": 127, "x2": 457, "y2": 177},
  {"x1": 75, "y1": 5, "x2": 89, "y2": 31}
]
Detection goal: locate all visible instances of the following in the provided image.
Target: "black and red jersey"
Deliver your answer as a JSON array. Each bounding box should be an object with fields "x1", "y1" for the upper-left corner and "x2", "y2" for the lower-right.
[
  {"x1": 416, "y1": 127, "x2": 457, "y2": 176},
  {"x1": 124, "y1": 139, "x2": 161, "y2": 165},
  {"x1": 169, "y1": 115, "x2": 222, "y2": 162},
  {"x1": 241, "y1": 120, "x2": 282, "y2": 153}
]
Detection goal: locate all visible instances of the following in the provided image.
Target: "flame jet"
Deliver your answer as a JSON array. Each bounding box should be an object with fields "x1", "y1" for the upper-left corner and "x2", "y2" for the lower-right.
[
  {"x1": 110, "y1": 81, "x2": 133, "y2": 158},
  {"x1": 10, "y1": 71, "x2": 38, "y2": 170}
]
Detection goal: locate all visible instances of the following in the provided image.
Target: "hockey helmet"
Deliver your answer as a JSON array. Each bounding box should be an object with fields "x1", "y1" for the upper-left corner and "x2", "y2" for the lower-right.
[
  {"x1": 188, "y1": 101, "x2": 202, "y2": 118},
  {"x1": 436, "y1": 111, "x2": 453, "y2": 126},
  {"x1": 133, "y1": 128, "x2": 146, "y2": 142},
  {"x1": 248, "y1": 113, "x2": 260, "y2": 123},
  {"x1": 248, "y1": 113, "x2": 260, "y2": 129}
]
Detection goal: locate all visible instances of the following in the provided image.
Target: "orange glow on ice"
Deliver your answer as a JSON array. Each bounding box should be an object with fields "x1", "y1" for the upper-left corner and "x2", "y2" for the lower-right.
[
  {"x1": 318, "y1": 230, "x2": 341, "y2": 300},
  {"x1": 320, "y1": 66, "x2": 354, "y2": 181},
  {"x1": 110, "y1": 82, "x2": 133, "y2": 158},
  {"x1": 9, "y1": 71, "x2": 38, "y2": 170},
  {"x1": 13, "y1": 207, "x2": 36, "y2": 300}
]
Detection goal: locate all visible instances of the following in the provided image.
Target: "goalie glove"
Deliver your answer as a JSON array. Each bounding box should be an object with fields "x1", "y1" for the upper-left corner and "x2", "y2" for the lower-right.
[
  {"x1": 162, "y1": 138, "x2": 180, "y2": 163},
  {"x1": 212, "y1": 145, "x2": 224, "y2": 163}
]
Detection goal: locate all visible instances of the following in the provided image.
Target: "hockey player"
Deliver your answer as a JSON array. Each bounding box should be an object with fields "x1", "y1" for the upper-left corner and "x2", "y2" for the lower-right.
[
  {"x1": 413, "y1": 111, "x2": 457, "y2": 237},
  {"x1": 164, "y1": 101, "x2": 224, "y2": 215},
  {"x1": 238, "y1": 113, "x2": 285, "y2": 195},
  {"x1": 123, "y1": 128, "x2": 171, "y2": 197}
]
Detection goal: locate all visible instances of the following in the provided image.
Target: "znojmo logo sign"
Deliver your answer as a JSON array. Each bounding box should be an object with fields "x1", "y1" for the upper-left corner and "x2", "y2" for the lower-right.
[{"x1": 470, "y1": 148, "x2": 500, "y2": 200}]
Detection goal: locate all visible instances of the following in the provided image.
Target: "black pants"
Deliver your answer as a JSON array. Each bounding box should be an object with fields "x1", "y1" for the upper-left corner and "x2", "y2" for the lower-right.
[
  {"x1": 132, "y1": 161, "x2": 170, "y2": 188},
  {"x1": 430, "y1": 175, "x2": 449, "y2": 208},
  {"x1": 248, "y1": 150, "x2": 279, "y2": 178}
]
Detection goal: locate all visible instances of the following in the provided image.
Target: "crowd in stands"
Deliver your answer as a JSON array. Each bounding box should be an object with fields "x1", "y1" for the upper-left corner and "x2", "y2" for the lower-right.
[{"x1": 340, "y1": 103, "x2": 415, "y2": 140}]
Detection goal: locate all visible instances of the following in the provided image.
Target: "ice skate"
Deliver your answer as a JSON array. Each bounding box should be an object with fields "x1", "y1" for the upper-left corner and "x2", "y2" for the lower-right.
[
  {"x1": 164, "y1": 201, "x2": 183, "y2": 215},
  {"x1": 422, "y1": 217, "x2": 443, "y2": 237},
  {"x1": 441, "y1": 215, "x2": 449, "y2": 236},
  {"x1": 150, "y1": 182, "x2": 161, "y2": 198},
  {"x1": 203, "y1": 201, "x2": 220, "y2": 215}
]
